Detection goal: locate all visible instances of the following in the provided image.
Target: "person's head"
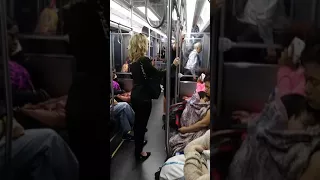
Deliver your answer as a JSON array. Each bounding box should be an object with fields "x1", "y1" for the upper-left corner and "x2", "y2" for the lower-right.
[
  {"x1": 301, "y1": 35, "x2": 320, "y2": 110},
  {"x1": 128, "y1": 33, "x2": 149, "y2": 62},
  {"x1": 112, "y1": 68, "x2": 117, "y2": 79},
  {"x1": 194, "y1": 42, "x2": 202, "y2": 53},
  {"x1": 203, "y1": 75, "x2": 210, "y2": 97},
  {"x1": 198, "y1": 91, "x2": 209, "y2": 102},
  {"x1": 2, "y1": 17, "x2": 20, "y2": 56}
]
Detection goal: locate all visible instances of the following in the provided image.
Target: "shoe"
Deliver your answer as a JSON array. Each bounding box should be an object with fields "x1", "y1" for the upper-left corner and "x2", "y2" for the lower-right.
[
  {"x1": 143, "y1": 140, "x2": 148, "y2": 146},
  {"x1": 122, "y1": 133, "x2": 134, "y2": 141},
  {"x1": 135, "y1": 152, "x2": 151, "y2": 161},
  {"x1": 162, "y1": 115, "x2": 166, "y2": 130}
]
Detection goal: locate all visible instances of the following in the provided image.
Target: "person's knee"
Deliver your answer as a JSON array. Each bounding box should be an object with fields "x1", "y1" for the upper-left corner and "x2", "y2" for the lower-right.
[{"x1": 32, "y1": 129, "x2": 61, "y2": 144}]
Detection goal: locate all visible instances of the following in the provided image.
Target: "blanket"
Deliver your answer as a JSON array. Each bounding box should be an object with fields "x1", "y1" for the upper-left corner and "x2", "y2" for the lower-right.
[
  {"x1": 169, "y1": 93, "x2": 210, "y2": 155},
  {"x1": 228, "y1": 91, "x2": 320, "y2": 180}
]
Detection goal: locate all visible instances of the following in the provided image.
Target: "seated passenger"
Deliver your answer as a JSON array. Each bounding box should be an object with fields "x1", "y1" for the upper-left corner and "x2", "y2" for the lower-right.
[
  {"x1": 1, "y1": 17, "x2": 50, "y2": 107},
  {"x1": 110, "y1": 99, "x2": 134, "y2": 141},
  {"x1": 112, "y1": 70, "x2": 131, "y2": 102},
  {"x1": 196, "y1": 73, "x2": 206, "y2": 93},
  {"x1": 0, "y1": 110, "x2": 78, "y2": 179},
  {"x1": 169, "y1": 76, "x2": 211, "y2": 155},
  {"x1": 228, "y1": 38, "x2": 320, "y2": 180},
  {"x1": 159, "y1": 130, "x2": 210, "y2": 180},
  {"x1": 277, "y1": 35, "x2": 306, "y2": 97},
  {"x1": 184, "y1": 130, "x2": 210, "y2": 180},
  {"x1": 121, "y1": 58, "x2": 130, "y2": 73}
]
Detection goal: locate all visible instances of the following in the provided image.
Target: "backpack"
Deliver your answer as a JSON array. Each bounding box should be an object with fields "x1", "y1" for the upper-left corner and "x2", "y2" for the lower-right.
[{"x1": 163, "y1": 101, "x2": 187, "y2": 130}]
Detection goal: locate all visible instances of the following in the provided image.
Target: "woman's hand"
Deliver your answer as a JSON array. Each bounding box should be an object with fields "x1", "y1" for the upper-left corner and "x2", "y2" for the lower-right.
[
  {"x1": 173, "y1": 57, "x2": 180, "y2": 66},
  {"x1": 178, "y1": 126, "x2": 188, "y2": 134}
]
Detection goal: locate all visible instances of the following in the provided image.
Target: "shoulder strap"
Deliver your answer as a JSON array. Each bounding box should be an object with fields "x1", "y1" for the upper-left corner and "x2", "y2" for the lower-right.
[{"x1": 139, "y1": 58, "x2": 148, "y2": 80}]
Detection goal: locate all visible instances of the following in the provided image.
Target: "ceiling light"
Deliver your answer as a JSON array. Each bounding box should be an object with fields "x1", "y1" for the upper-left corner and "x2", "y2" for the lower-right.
[
  {"x1": 186, "y1": 0, "x2": 197, "y2": 36},
  {"x1": 137, "y1": 7, "x2": 160, "y2": 21},
  {"x1": 110, "y1": 0, "x2": 166, "y2": 37},
  {"x1": 199, "y1": 1, "x2": 210, "y2": 31}
]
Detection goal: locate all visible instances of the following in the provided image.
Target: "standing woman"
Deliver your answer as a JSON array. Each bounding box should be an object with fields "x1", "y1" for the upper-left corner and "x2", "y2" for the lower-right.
[{"x1": 129, "y1": 33, "x2": 179, "y2": 161}]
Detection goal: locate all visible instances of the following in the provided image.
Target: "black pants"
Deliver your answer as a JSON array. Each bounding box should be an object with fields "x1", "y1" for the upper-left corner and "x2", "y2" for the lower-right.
[
  {"x1": 131, "y1": 97, "x2": 152, "y2": 155},
  {"x1": 184, "y1": 68, "x2": 192, "y2": 75}
]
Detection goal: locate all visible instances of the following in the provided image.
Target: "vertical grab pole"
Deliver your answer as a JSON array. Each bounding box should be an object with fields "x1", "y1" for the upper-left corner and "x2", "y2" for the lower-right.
[
  {"x1": 216, "y1": 2, "x2": 226, "y2": 117},
  {"x1": 165, "y1": 0, "x2": 173, "y2": 157},
  {"x1": 311, "y1": 0, "x2": 317, "y2": 23},
  {"x1": 174, "y1": 20, "x2": 179, "y2": 104},
  {"x1": 0, "y1": 3, "x2": 14, "y2": 179},
  {"x1": 130, "y1": 0, "x2": 133, "y2": 29},
  {"x1": 178, "y1": 30, "x2": 183, "y2": 99},
  {"x1": 110, "y1": 33, "x2": 114, "y2": 119},
  {"x1": 148, "y1": 28, "x2": 151, "y2": 57}
]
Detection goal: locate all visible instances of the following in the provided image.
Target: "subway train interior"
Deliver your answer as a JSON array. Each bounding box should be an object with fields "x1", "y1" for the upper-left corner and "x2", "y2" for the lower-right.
[{"x1": 1, "y1": 0, "x2": 320, "y2": 180}]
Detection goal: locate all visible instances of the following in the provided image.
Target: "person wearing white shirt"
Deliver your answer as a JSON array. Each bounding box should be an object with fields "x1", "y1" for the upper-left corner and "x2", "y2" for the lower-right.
[{"x1": 184, "y1": 42, "x2": 202, "y2": 79}]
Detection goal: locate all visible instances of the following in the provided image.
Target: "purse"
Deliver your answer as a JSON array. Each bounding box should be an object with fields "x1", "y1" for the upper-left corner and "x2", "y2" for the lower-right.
[{"x1": 140, "y1": 60, "x2": 161, "y2": 100}]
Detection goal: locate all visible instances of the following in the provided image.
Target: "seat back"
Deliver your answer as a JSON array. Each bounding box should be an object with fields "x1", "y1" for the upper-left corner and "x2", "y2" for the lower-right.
[
  {"x1": 179, "y1": 81, "x2": 197, "y2": 97},
  {"x1": 117, "y1": 78, "x2": 133, "y2": 92},
  {"x1": 222, "y1": 63, "x2": 279, "y2": 115}
]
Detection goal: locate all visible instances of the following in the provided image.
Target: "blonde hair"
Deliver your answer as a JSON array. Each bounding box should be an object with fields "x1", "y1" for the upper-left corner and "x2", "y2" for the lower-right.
[{"x1": 128, "y1": 33, "x2": 149, "y2": 62}]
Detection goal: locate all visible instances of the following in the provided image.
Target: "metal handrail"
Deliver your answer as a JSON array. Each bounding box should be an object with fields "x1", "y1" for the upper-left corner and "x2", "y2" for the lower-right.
[
  {"x1": 0, "y1": 2, "x2": 14, "y2": 179},
  {"x1": 165, "y1": 0, "x2": 173, "y2": 157},
  {"x1": 110, "y1": 20, "x2": 133, "y2": 30},
  {"x1": 217, "y1": 1, "x2": 226, "y2": 117},
  {"x1": 145, "y1": 0, "x2": 166, "y2": 28},
  {"x1": 19, "y1": 34, "x2": 69, "y2": 42}
]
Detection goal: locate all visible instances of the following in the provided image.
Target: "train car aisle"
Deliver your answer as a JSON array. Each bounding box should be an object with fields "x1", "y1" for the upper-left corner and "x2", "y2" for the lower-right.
[{"x1": 110, "y1": 94, "x2": 166, "y2": 180}]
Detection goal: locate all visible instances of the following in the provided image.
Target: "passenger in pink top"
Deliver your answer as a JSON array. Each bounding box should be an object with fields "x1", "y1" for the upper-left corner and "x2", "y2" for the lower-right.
[
  {"x1": 277, "y1": 37, "x2": 306, "y2": 97},
  {"x1": 196, "y1": 73, "x2": 206, "y2": 93}
]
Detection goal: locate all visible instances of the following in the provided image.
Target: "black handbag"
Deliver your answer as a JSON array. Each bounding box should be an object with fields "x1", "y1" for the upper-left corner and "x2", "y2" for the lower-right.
[{"x1": 140, "y1": 60, "x2": 161, "y2": 99}]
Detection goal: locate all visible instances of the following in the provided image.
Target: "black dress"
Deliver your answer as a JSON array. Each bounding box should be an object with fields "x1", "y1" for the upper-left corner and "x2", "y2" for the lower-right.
[{"x1": 130, "y1": 57, "x2": 175, "y2": 156}]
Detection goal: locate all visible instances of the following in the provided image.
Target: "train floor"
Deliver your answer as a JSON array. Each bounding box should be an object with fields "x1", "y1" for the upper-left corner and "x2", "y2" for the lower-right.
[{"x1": 110, "y1": 94, "x2": 167, "y2": 180}]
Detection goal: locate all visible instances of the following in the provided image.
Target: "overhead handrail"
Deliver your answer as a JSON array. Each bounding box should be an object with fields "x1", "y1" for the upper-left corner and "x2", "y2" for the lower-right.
[
  {"x1": 145, "y1": 0, "x2": 166, "y2": 29},
  {"x1": 18, "y1": 34, "x2": 69, "y2": 42},
  {"x1": 117, "y1": 24, "x2": 123, "y2": 44},
  {"x1": 110, "y1": 20, "x2": 133, "y2": 30}
]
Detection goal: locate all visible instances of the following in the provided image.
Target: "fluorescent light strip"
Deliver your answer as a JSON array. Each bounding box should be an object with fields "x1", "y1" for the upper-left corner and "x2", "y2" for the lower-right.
[
  {"x1": 199, "y1": 0, "x2": 210, "y2": 32},
  {"x1": 110, "y1": 14, "x2": 141, "y2": 32},
  {"x1": 110, "y1": 0, "x2": 167, "y2": 38},
  {"x1": 186, "y1": 0, "x2": 197, "y2": 36},
  {"x1": 137, "y1": 7, "x2": 160, "y2": 21}
]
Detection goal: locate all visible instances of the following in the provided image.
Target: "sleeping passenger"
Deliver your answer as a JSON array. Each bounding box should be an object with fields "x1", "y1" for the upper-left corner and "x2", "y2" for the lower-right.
[
  {"x1": 169, "y1": 76, "x2": 211, "y2": 155},
  {"x1": 228, "y1": 34, "x2": 320, "y2": 180}
]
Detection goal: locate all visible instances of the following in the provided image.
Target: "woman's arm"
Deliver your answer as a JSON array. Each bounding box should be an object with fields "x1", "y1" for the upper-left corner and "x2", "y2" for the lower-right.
[
  {"x1": 300, "y1": 151, "x2": 320, "y2": 180},
  {"x1": 184, "y1": 130, "x2": 210, "y2": 180},
  {"x1": 179, "y1": 111, "x2": 210, "y2": 134},
  {"x1": 184, "y1": 130, "x2": 210, "y2": 153},
  {"x1": 142, "y1": 57, "x2": 178, "y2": 78}
]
